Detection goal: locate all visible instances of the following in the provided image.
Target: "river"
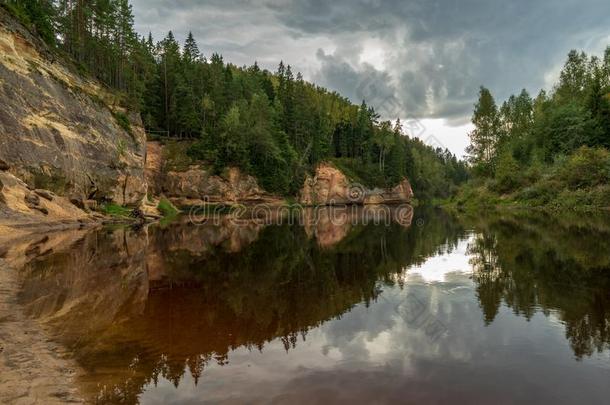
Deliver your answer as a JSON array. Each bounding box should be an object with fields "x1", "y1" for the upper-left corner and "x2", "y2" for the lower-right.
[{"x1": 2, "y1": 206, "x2": 610, "y2": 404}]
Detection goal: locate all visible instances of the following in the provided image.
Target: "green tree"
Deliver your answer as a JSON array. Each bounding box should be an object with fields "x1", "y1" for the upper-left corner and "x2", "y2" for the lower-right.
[
  {"x1": 467, "y1": 86, "x2": 501, "y2": 176},
  {"x1": 4, "y1": 0, "x2": 57, "y2": 46}
]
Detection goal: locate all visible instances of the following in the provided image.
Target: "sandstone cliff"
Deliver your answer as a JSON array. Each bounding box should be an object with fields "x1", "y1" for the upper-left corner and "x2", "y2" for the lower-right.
[
  {"x1": 299, "y1": 162, "x2": 414, "y2": 205},
  {"x1": 146, "y1": 144, "x2": 414, "y2": 207},
  {"x1": 0, "y1": 8, "x2": 146, "y2": 208},
  {"x1": 145, "y1": 141, "x2": 282, "y2": 206},
  {"x1": 0, "y1": 6, "x2": 414, "y2": 236},
  {"x1": 0, "y1": 170, "x2": 96, "y2": 243}
]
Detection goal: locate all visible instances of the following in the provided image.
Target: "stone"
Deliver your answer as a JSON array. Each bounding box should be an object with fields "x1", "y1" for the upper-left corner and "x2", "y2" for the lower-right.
[
  {"x1": 160, "y1": 163, "x2": 280, "y2": 205},
  {"x1": 34, "y1": 189, "x2": 55, "y2": 201},
  {"x1": 32, "y1": 206, "x2": 49, "y2": 215},
  {"x1": 0, "y1": 12, "x2": 148, "y2": 207},
  {"x1": 24, "y1": 192, "x2": 40, "y2": 206},
  {"x1": 299, "y1": 163, "x2": 414, "y2": 206},
  {"x1": 70, "y1": 198, "x2": 85, "y2": 210},
  {"x1": 83, "y1": 200, "x2": 98, "y2": 211}
]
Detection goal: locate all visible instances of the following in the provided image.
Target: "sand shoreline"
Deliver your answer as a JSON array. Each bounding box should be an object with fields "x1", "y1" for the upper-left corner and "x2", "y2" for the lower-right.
[{"x1": 0, "y1": 245, "x2": 84, "y2": 404}]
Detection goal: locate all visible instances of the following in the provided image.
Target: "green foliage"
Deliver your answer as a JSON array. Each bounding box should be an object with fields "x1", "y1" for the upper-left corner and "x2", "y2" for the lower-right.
[
  {"x1": 13, "y1": 0, "x2": 468, "y2": 199},
  {"x1": 535, "y1": 102, "x2": 602, "y2": 161},
  {"x1": 2, "y1": 0, "x2": 56, "y2": 46},
  {"x1": 492, "y1": 151, "x2": 522, "y2": 193},
  {"x1": 113, "y1": 112, "x2": 133, "y2": 137},
  {"x1": 330, "y1": 158, "x2": 386, "y2": 188},
  {"x1": 100, "y1": 203, "x2": 131, "y2": 217},
  {"x1": 157, "y1": 197, "x2": 178, "y2": 217},
  {"x1": 555, "y1": 147, "x2": 610, "y2": 190},
  {"x1": 466, "y1": 86, "x2": 501, "y2": 175},
  {"x1": 464, "y1": 46, "x2": 610, "y2": 209}
]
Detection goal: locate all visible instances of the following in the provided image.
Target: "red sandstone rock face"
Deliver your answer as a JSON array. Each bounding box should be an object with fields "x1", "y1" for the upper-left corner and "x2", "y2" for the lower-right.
[
  {"x1": 164, "y1": 166, "x2": 278, "y2": 204},
  {"x1": 299, "y1": 163, "x2": 352, "y2": 205},
  {"x1": 146, "y1": 145, "x2": 413, "y2": 208},
  {"x1": 145, "y1": 141, "x2": 283, "y2": 206},
  {"x1": 299, "y1": 163, "x2": 414, "y2": 206}
]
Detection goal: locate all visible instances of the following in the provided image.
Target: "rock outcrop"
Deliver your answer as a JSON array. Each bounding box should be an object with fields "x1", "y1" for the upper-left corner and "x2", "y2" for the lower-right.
[
  {"x1": 299, "y1": 162, "x2": 413, "y2": 205},
  {"x1": 0, "y1": 171, "x2": 94, "y2": 243},
  {"x1": 0, "y1": 8, "x2": 146, "y2": 207},
  {"x1": 145, "y1": 141, "x2": 282, "y2": 206},
  {"x1": 164, "y1": 166, "x2": 281, "y2": 205}
]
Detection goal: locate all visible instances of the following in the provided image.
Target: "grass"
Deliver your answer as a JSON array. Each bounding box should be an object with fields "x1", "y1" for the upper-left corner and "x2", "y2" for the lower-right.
[
  {"x1": 157, "y1": 197, "x2": 179, "y2": 217},
  {"x1": 113, "y1": 111, "x2": 133, "y2": 137},
  {"x1": 100, "y1": 203, "x2": 132, "y2": 218}
]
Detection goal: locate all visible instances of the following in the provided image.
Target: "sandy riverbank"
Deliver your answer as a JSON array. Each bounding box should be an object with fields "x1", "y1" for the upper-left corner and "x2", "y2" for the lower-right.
[{"x1": 0, "y1": 231, "x2": 90, "y2": 404}]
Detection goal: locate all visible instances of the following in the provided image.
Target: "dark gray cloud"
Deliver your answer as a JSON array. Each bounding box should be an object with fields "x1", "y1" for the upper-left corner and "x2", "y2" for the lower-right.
[{"x1": 130, "y1": 0, "x2": 610, "y2": 132}]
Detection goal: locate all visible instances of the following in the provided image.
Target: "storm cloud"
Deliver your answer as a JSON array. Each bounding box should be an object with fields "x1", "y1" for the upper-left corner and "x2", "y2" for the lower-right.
[{"x1": 130, "y1": 0, "x2": 610, "y2": 147}]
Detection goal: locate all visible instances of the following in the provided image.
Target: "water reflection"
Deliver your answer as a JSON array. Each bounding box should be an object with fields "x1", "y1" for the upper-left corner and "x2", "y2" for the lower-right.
[
  {"x1": 465, "y1": 210, "x2": 610, "y2": 359},
  {"x1": 8, "y1": 207, "x2": 610, "y2": 403}
]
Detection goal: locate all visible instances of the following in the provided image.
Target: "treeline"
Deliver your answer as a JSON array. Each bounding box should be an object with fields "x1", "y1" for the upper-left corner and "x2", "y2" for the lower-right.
[
  {"x1": 2, "y1": 0, "x2": 149, "y2": 97},
  {"x1": 2, "y1": 0, "x2": 467, "y2": 198},
  {"x1": 463, "y1": 48, "x2": 610, "y2": 209}
]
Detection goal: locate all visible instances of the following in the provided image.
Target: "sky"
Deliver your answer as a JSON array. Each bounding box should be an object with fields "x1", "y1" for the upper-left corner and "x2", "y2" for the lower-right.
[{"x1": 130, "y1": 0, "x2": 610, "y2": 157}]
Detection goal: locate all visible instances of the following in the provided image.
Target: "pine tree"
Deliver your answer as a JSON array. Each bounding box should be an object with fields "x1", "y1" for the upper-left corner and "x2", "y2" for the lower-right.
[{"x1": 183, "y1": 31, "x2": 200, "y2": 63}]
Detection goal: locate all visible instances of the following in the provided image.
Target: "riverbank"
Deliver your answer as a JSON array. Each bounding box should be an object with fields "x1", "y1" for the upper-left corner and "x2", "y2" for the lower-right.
[
  {"x1": 0, "y1": 230, "x2": 94, "y2": 404},
  {"x1": 445, "y1": 180, "x2": 610, "y2": 213}
]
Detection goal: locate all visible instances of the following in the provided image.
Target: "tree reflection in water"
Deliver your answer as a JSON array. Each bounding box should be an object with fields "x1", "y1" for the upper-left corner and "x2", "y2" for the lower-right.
[
  {"x1": 466, "y1": 210, "x2": 610, "y2": 358},
  {"x1": 9, "y1": 206, "x2": 610, "y2": 403}
]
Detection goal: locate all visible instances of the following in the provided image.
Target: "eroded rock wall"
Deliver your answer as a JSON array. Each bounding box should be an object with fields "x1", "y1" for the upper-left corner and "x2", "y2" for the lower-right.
[
  {"x1": 299, "y1": 162, "x2": 414, "y2": 205},
  {"x1": 145, "y1": 141, "x2": 282, "y2": 205},
  {"x1": 0, "y1": 8, "x2": 146, "y2": 207}
]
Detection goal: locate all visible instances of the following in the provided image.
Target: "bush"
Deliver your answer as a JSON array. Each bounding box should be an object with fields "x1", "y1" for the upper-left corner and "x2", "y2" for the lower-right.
[
  {"x1": 157, "y1": 197, "x2": 178, "y2": 217},
  {"x1": 451, "y1": 183, "x2": 502, "y2": 210},
  {"x1": 556, "y1": 146, "x2": 610, "y2": 190},
  {"x1": 550, "y1": 188, "x2": 595, "y2": 210},
  {"x1": 523, "y1": 160, "x2": 545, "y2": 184},
  {"x1": 166, "y1": 141, "x2": 195, "y2": 172},
  {"x1": 515, "y1": 179, "x2": 563, "y2": 206},
  {"x1": 591, "y1": 185, "x2": 610, "y2": 208},
  {"x1": 100, "y1": 203, "x2": 131, "y2": 217},
  {"x1": 492, "y1": 151, "x2": 522, "y2": 194}
]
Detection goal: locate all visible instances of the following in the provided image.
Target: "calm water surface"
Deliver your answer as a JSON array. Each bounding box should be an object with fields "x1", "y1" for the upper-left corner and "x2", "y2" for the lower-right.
[{"x1": 13, "y1": 207, "x2": 610, "y2": 404}]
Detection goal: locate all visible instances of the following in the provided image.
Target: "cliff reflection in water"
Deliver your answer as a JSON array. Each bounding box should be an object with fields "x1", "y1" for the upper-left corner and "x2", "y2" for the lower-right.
[{"x1": 12, "y1": 206, "x2": 610, "y2": 403}]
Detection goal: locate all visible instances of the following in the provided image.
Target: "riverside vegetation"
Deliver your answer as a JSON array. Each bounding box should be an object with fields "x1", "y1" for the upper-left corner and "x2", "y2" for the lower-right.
[
  {"x1": 3, "y1": 1, "x2": 610, "y2": 213},
  {"x1": 454, "y1": 48, "x2": 610, "y2": 211},
  {"x1": 2, "y1": 2, "x2": 610, "y2": 404}
]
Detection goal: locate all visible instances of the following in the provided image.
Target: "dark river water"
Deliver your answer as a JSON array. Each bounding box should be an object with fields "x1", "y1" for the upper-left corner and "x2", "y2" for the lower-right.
[{"x1": 13, "y1": 206, "x2": 610, "y2": 404}]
